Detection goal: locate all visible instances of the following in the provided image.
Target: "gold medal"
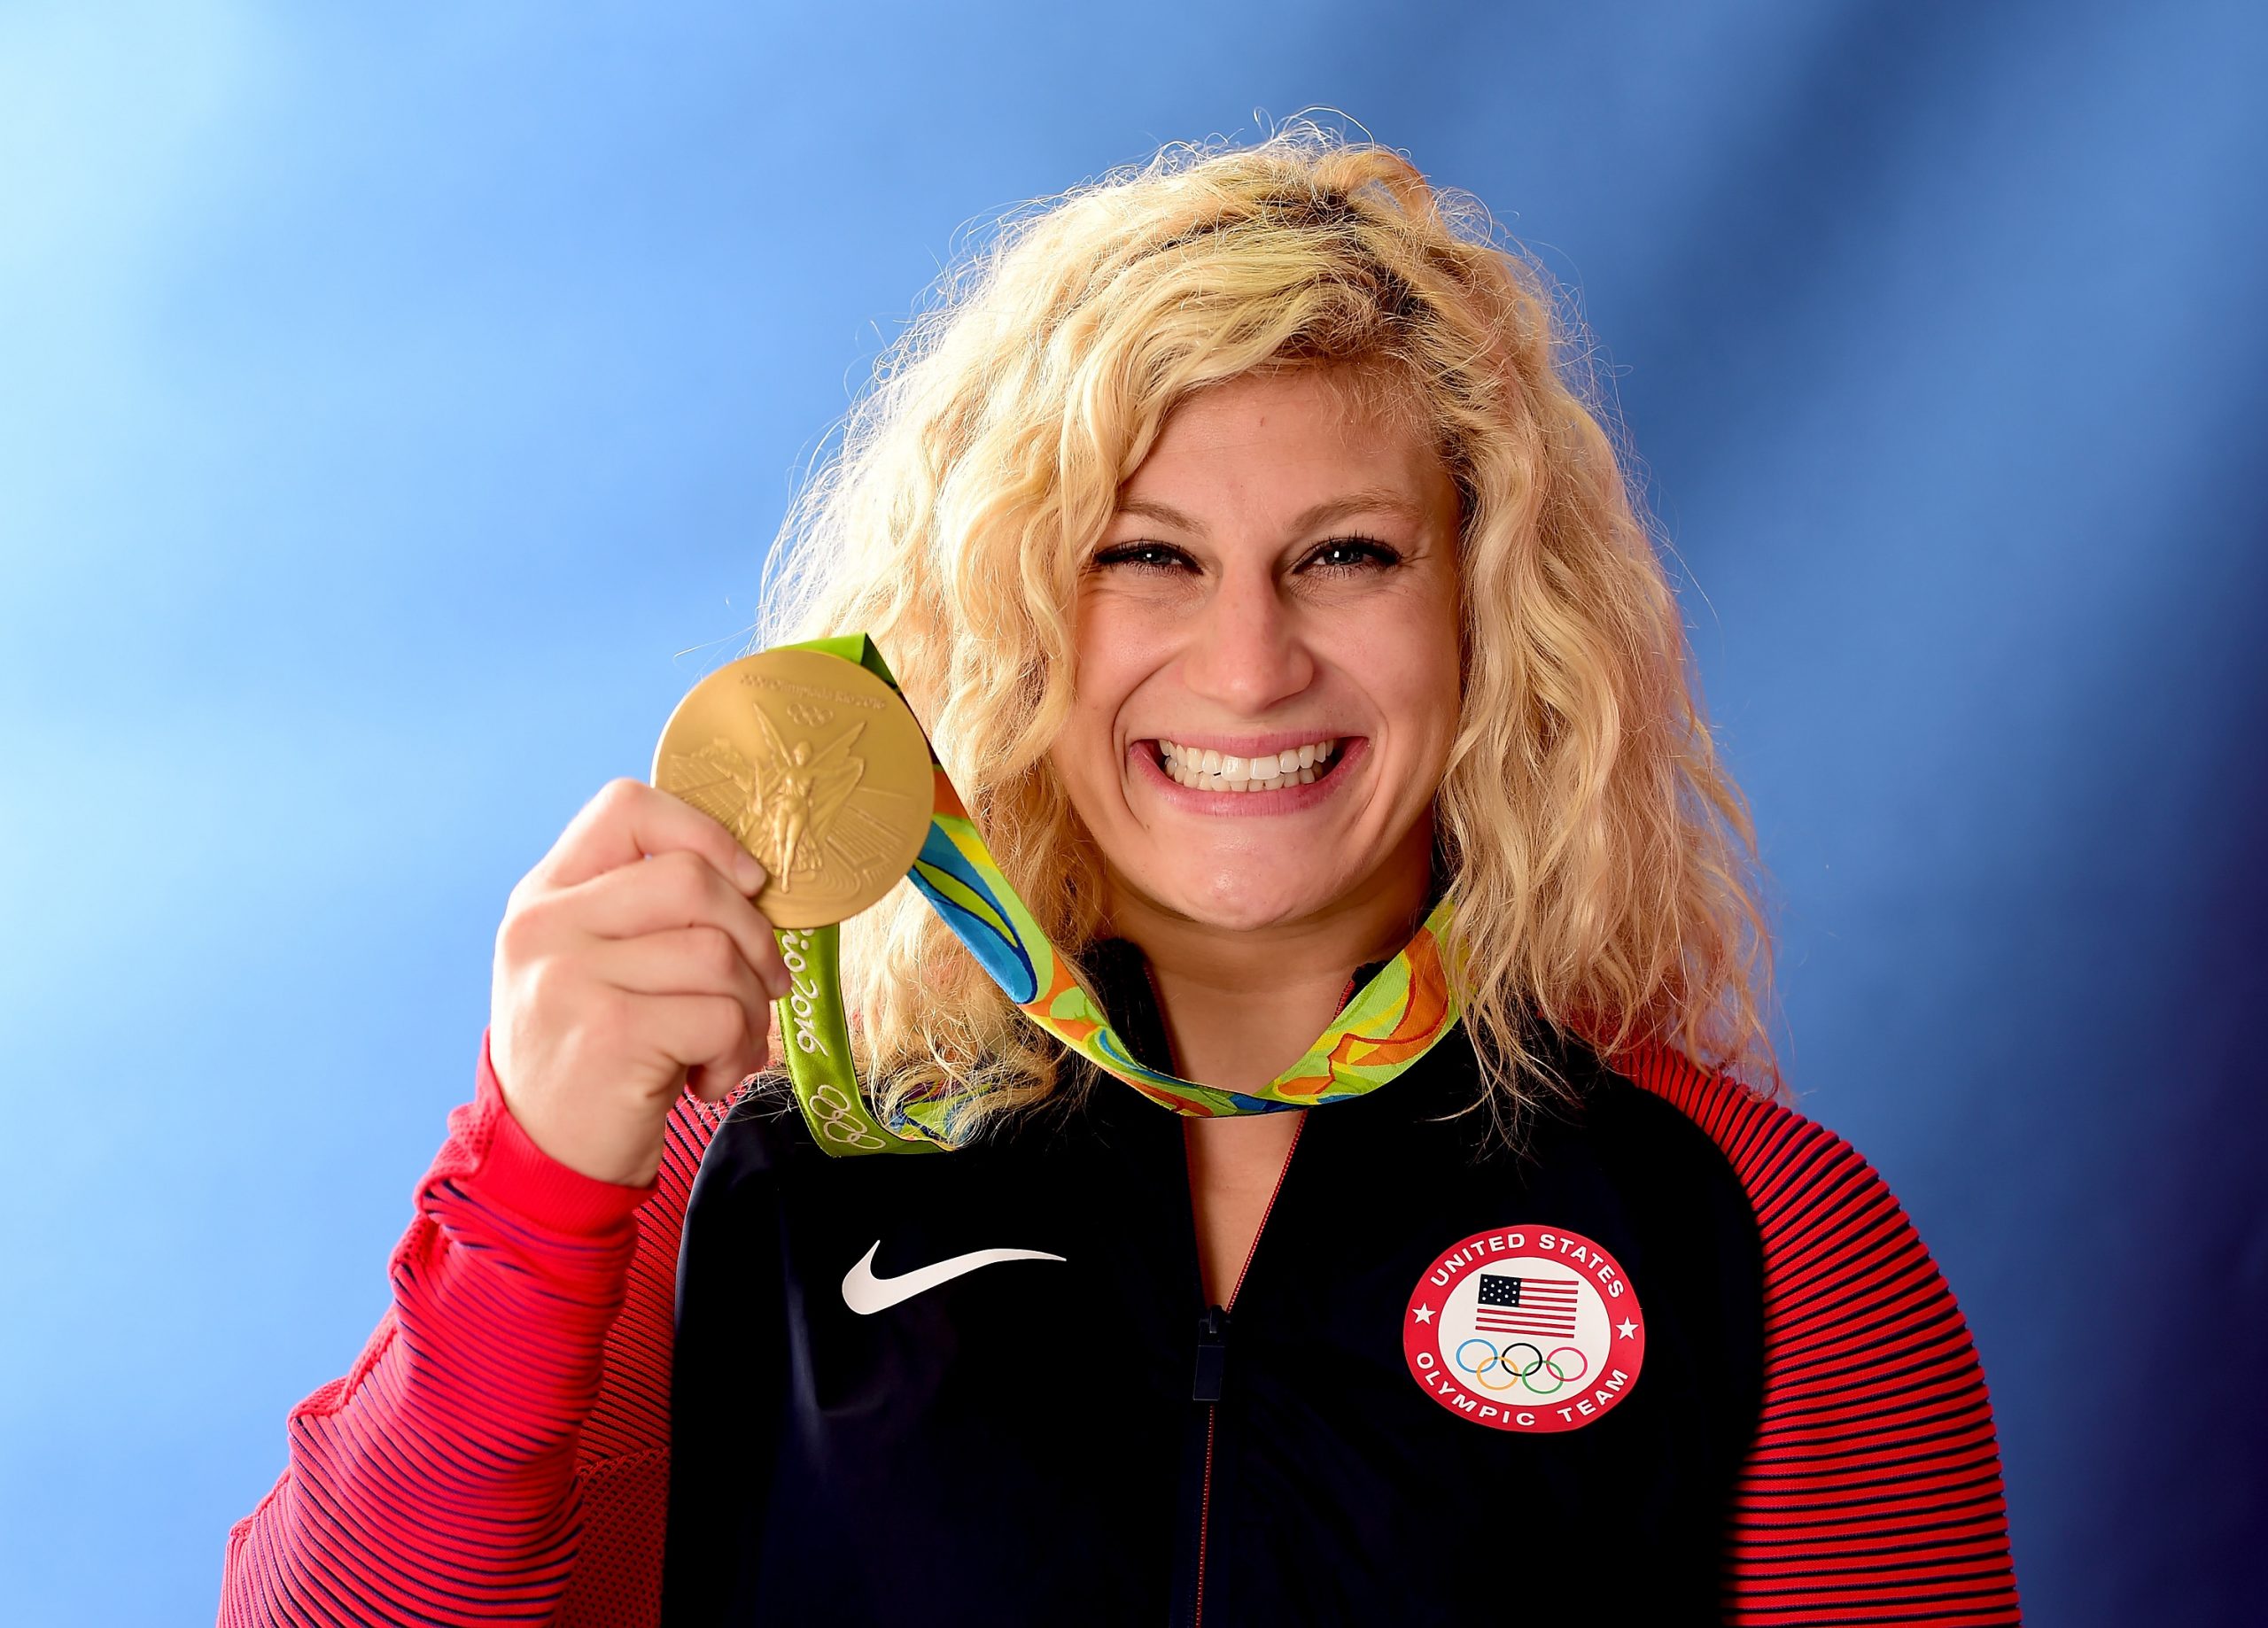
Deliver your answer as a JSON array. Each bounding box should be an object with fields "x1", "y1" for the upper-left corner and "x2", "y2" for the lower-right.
[{"x1": 650, "y1": 647, "x2": 936, "y2": 927}]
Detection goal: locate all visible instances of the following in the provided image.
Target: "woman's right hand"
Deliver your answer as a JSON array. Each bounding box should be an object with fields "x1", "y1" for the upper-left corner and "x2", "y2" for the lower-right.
[{"x1": 488, "y1": 778, "x2": 791, "y2": 1187}]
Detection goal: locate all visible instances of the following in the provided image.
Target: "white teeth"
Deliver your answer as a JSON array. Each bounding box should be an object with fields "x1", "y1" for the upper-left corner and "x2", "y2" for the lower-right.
[{"x1": 1153, "y1": 736, "x2": 1341, "y2": 793}]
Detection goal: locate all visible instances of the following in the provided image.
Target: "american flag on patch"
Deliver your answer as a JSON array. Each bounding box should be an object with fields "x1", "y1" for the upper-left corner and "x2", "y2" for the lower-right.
[{"x1": 1474, "y1": 1273, "x2": 1581, "y2": 1337}]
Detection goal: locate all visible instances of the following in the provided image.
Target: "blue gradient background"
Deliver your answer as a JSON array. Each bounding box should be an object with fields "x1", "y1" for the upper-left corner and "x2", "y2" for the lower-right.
[{"x1": 4, "y1": 3, "x2": 2263, "y2": 1622}]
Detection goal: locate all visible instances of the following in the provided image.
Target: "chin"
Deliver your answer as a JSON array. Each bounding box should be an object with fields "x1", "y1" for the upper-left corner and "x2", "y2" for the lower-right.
[{"x1": 1161, "y1": 866, "x2": 1343, "y2": 934}]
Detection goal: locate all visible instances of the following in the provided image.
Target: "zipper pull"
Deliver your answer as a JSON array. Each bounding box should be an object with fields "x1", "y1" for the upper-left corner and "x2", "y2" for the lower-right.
[{"x1": 1192, "y1": 1305, "x2": 1230, "y2": 1402}]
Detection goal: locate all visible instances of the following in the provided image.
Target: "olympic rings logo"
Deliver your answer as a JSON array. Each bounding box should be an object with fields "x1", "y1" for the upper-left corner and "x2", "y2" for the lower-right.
[
  {"x1": 804, "y1": 1082, "x2": 886, "y2": 1151},
  {"x1": 1452, "y1": 1337, "x2": 1589, "y2": 1395}
]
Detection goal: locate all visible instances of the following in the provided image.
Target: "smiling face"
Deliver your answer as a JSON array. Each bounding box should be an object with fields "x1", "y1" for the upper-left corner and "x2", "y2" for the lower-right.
[{"x1": 1052, "y1": 366, "x2": 1464, "y2": 942}]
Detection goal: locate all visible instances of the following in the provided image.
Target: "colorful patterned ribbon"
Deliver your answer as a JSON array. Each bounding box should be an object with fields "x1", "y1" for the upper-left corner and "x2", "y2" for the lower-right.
[{"x1": 769, "y1": 636, "x2": 1462, "y2": 1157}]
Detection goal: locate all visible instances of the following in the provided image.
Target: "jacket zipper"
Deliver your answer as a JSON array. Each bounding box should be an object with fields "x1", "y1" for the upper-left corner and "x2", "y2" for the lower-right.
[{"x1": 1188, "y1": 1112, "x2": 1306, "y2": 1628}]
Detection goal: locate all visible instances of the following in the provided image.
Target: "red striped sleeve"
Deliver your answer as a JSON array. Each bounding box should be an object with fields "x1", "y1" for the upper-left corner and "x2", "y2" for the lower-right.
[
  {"x1": 218, "y1": 1036, "x2": 718, "y2": 1628},
  {"x1": 1624, "y1": 1043, "x2": 2023, "y2": 1625}
]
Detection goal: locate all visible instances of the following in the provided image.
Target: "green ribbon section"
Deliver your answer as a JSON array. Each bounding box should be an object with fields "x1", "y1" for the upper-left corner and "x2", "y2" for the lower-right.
[
  {"x1": 773, "y1": 920, "x2": 928, "y2": 1155},
  {"x1": 766, "y1": 636, "x2": 1463, "y2": 1157}
]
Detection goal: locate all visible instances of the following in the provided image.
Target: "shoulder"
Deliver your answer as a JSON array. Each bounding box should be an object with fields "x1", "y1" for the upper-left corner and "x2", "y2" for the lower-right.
[
  {"x1": 1605, "y1": 1045, "x2": 2000, "y2": 1414},
  {"x1": 1614, "y1": 1044, "x2": 2020, "y2": 1619},
  {"x1": 1603, "y1": 1060, "x2": 2021, "y2": 1616},
  {"x1": 1611, "y1": 1043, "x2": 1941, "y2": 1280},
  {"x1": 1539, "y1": 1043, "x2": 1770, "y2": 1275},
  {"x1": 1610, "y1": 1042, "x2": 1969, "y2": 1337}
]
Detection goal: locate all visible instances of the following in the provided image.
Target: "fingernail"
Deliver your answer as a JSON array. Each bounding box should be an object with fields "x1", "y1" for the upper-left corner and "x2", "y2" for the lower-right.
[{"x1": 734, "y1": 852, "x2": 767, "y2": 892}]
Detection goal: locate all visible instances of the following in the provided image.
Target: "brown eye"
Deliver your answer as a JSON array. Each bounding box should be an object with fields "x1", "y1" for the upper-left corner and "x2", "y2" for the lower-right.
[
  {"x1": 1090, "y1": 541, "x2": 1196, "y2": 572},
  {"x1": 1301, "y1": 536, "x2": 1403, "y2": 572}
]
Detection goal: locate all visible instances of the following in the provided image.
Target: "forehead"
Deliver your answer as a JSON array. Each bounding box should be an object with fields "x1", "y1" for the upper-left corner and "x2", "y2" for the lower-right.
[{"x1": 1118, "y1": 365, "x2": 1451, "y2": 526}]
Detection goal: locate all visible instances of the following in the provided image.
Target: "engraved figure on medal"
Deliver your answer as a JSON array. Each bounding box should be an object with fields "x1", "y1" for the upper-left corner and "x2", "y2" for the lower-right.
[
  {"x1": 660, "y1": 713, "x2": 903, "y2": 901},
  {"x1": 747, "y1": 708, "x2": 879, "y2": 896},
  {"x1": 651, "y1": 647, "x2": 935, "y2": 929},
  {"x1": 769, "y1": 737, "x2": 827, "y2": 890}
]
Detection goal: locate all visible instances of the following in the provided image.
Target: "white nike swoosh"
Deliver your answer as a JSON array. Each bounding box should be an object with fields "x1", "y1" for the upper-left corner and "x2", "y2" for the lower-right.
[{"x1": 841, "y1": 1239, "x2": 1067, "y2": 1315}]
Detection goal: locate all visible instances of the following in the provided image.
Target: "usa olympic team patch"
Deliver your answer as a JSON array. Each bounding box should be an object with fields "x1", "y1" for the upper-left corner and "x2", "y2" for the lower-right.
[{"x1": 1403, "y1": 1226, "x2": 1646, "y2": 1433}]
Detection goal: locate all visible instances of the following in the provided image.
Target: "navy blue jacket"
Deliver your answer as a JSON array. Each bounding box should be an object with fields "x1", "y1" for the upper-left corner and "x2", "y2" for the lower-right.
[{"x1": 664, "y1": 942, "x2": 1765, "y2": 1625}]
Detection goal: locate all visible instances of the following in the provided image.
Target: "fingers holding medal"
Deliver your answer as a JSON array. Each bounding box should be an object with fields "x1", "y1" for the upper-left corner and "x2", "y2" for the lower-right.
[
  {"x1": 489, "y1": 777, "x2": 793, "y2": 1187},
  {"x1": 482, "y1": 648, "x2": 933, "y2": 1190},
  {"x1": 649, "y1": 648, "x2": 936, "y2": 929}
]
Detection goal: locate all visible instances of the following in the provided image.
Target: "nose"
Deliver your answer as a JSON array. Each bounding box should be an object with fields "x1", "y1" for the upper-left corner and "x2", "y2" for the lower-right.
[{"x1": 1178, "y1": 555, "x2": 1316, "y2": 714}]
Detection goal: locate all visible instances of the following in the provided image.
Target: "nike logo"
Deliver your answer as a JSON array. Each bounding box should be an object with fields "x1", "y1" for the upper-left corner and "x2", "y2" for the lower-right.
[{"x1": 841, "y1": 1239, "x2": 1067, "y2": 1315}]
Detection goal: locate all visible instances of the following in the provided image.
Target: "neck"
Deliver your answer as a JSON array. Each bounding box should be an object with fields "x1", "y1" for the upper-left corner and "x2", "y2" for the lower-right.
[{"x1": 1106, "y1": 823, "x2": 1436, "y2": 1092}]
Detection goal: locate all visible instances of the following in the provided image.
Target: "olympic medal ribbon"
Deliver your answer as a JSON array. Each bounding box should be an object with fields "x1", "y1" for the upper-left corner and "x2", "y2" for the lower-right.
[{"x1": 765, "y1": 635, "x2": 1464, "y2": 1155}]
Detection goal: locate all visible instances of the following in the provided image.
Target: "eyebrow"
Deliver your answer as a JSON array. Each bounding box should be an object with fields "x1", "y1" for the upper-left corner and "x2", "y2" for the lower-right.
[{"x1": 1112, "y1": 485, "x2": 1428, "y2": 536}]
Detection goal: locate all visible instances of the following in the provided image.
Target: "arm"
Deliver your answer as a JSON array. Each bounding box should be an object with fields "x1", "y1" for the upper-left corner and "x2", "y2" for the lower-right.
[
  {"x1": 1626, "y1": 1046, "x2": 2023, "y2": 1626},
  {"x1": 218, "y1": 1036, "x2": 723, "y2": 1628}
]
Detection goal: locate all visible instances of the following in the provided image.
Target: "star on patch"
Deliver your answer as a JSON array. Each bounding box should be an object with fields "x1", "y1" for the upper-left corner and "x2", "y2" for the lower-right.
[
  {"x1": 1617, "y1": 1317, "x2": 1638, "y2": 1339},
  {"x1": 1412, "y1": 1303, "x2": 1435, "y2": 1324}
]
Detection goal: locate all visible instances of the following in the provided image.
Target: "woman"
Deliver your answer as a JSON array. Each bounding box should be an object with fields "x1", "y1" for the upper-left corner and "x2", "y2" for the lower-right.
[{"x1": 219, "y1": 130, "x2": 2020, "y2": 1625}]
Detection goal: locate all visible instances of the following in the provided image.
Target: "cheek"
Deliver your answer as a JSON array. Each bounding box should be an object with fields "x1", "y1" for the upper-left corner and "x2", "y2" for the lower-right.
[
  {"x1": 1379, "y1": 601, "x2": 1464, "y2": 763},
  {"x1": 1421, "y1": 580, "x2": 1464, "y2": 756},
  {"x1": 1045, "y1": 725, "x2": 1113, "y2": 842},
  {"x1": 1068, "y1": 600, "x2": 1160, "y2": 733},
  {"x1": 1055, "y1": 614, "x2": 1136, "y2": 798},
  {"x1": 1399, "y1": 677, "x2": 1462, "y2": 787},
  {"x1": 1427, "y1": 643, "x2": 1464, "y2": 729}
]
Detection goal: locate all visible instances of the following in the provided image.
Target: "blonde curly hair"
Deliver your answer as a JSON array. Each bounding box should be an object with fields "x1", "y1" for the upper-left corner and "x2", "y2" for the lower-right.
[{"x1": 757, "y1": 122, "x2": 1775, "y2": 1138}]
